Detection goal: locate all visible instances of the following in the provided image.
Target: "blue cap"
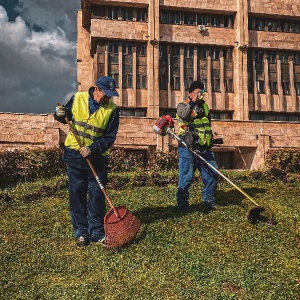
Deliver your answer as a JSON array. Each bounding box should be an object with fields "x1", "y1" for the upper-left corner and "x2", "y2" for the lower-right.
[{"x1": 96, "y1": 76, "x2": 119, "y2": 97}]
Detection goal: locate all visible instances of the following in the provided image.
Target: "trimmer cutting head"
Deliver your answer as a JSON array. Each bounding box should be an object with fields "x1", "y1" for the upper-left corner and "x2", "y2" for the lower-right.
[{"x1": 247, "y1": 206, "x2": 265, "y2": 223}]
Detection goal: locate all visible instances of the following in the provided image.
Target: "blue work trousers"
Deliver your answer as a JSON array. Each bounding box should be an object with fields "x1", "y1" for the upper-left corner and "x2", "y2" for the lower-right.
[
  {"x1": 176, "y1": 146, "x2": 219, "y2": 210},
  {"x1": 67, "y1": 163, "x2": 107, "y2": 242}
]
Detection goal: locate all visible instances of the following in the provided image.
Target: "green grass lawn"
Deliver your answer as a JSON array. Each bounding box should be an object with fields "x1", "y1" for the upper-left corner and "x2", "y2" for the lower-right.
[{"x1": 0, "y1": 173, "x2": 299, "y2": 300}]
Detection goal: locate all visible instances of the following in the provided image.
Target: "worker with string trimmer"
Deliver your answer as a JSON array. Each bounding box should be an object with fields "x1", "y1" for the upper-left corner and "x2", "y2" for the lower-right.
[
  {"x1": 153, "y1": 81, "x2": 269, "y2": 223},
  {"x1": 175, "y1": 80, "x2": 220, "y2": 213}
]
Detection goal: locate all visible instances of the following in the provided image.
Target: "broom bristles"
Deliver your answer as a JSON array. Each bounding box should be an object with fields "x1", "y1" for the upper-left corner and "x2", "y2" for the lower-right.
[{"x1": 104, "y1": 206, "x2": 141, "y2": 248}]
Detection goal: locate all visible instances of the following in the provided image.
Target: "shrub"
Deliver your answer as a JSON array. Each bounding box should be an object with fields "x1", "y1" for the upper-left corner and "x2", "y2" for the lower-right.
[
  {"x1": 148, "y1": 150, "x2": 178, "y2": 170},
  {"x1": 0, "y1": 148, "x2": 66, "y2": 186},
  {"x1": 265, "y1": 149, "x2": 300, "y2": 173},
  {"x1": 109, "y1": 149, "x2": 144, "y2": 172}
]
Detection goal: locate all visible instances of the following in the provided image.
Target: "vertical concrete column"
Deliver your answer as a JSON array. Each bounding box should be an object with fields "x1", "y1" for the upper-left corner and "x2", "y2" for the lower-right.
[
  {"x1": 180, "y1": 45, "x2": 185, "y2": 102},
  {"x1": 251, "y1": 133, "x2": 270, "y2": 170},
  {"x1": 77, "y1": 10, "x2": 94, "y2": 92},
  {"x1": 242, "y1": 49, "x2": 249, "y2": 119},
  {"x1": 220, "y1": 55, "x2": 225, "y2": 109},
  {"x1": 133, "y1": 48, "x2": 137, "y2": 107},
  {"x1": 289, "y1": 60, "x2": 297, "y2": 111},
  {"x1": 206, "y1": 55, "x2": 212, "y2": 108},
  {"x1": 233, "y1": 0, "x2": 249, "y2": 120},
  {"x1": 277, "y1": 57, "x2": 284, "y2": 111},
  {"x1": 264, "y1": 54, "x2": 272, "y2": 111},
  {"x1": 147, "y1": 0, "x2": 160, "y2": 118},
  {"x1": 167, "y1": 47, "x2": 172, "y2": 108},
  {"x1": 119, "y1": 44, "x2": 123, "y2": 106}
]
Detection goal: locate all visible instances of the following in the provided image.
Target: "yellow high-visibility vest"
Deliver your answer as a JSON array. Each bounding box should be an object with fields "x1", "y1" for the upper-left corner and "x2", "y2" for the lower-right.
[
  {"x1": 65, "y1": 92, "x2": 117, "y2": 156},
  {"x1": 177, "y1": 99, "x2": 213, "y2": 147}
]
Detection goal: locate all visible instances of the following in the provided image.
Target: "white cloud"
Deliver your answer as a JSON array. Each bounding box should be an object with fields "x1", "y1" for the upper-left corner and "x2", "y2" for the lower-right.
[{"x1": 0, "y1": 2, "x2": 80, "y2": 113}]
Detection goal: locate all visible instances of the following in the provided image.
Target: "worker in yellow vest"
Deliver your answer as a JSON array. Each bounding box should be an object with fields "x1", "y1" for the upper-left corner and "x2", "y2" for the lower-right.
[
  {"x1": 176, "y1": 80, "x2": 219, "y2": 213},
  {"x1": 54, "y1": 76, "x2": 119, "y2": 247}
]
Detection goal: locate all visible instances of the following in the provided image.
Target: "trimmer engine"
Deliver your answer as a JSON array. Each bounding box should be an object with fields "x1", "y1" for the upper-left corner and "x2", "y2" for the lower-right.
[{"x1": 153, "y1": 115, "x2": 174, "y2": 136}]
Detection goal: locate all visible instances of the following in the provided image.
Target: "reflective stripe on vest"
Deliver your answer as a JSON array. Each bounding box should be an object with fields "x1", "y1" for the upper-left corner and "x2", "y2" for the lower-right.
[
  {"x1": 177, "y1": 99, "x2": 213, "y2": 147},
  {"x1": 64, "y1": 92, "x2": 117, "y2": 155}
]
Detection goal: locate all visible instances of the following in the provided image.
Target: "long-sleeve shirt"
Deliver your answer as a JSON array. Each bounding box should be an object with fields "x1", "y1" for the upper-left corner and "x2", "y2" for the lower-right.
[
  {"x1": 54, "y1": 87, "x2": 120, "y2": 169},
  {"x1": 177, "y1": 97, "x2": 210, "y2": 122}
]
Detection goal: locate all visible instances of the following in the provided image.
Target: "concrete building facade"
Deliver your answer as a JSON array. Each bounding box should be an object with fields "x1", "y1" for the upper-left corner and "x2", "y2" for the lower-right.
[
  {"x1": 76, "y1": 0, "x2": 300, "y2": 169},
  {"x1": 1, "y1": 0, "x2": 300, "y2": 170}
]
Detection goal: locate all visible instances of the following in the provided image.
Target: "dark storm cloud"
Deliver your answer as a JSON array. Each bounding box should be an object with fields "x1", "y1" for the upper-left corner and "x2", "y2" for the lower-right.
[{"x1": 0, "y1": 1, "x2": 80, "y2": 114}]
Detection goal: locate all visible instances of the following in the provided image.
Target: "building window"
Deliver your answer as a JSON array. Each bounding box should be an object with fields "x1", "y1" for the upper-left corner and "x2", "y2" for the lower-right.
[
  {"x1": 96, "y1": 42, "x2": 106, "y2": 77},
  {"x1": 120, "y1": 108, "x2": 146, "y2": 117},
  {"x1": 101, "y1": 41, "x2": 147, "y2": 89},
  {"x1": 92, "y1": 5, "x2": 147, "y2": 22},
  {"x1": 136, "y1": 9, "x2": 147, "y2": 22},
  {"x1": 257, "y1": 19, "x2": 265, "y2": 30},
  {"x1": 224, "y1": 48, "x2": 233, "y2": 92},
  {"x1": 183, "y1": 12, "x2": 196, "y2": 25},
  {"x1": 122, "y1": 43, "x2": 133, "y2": 88},
  {"x1": 249, "y1": 50, "x2": 300, "y2": 95},
  {"x1": 170, "y1": 45, "x2": 180, "y2": 90},
  {"x1": 210, "y1": 51, "x2": 221, "y2": 92},
  {"x1": 267, "y1": 19, "x2": 278, "y2": 31},
  {"x1": 257, "y1": 80, "x2": 265, "y2": 93},
  {"x1": 254, "y1": 51, "x2": 265, "y2": 94},
  {"x1": 247, "y1": 53, "x2": 253, "y2": 93},
  {"x1": 170, "y1": 11, "x2": 181, "y2": 25},
  {"x1": 160, "y1": 11, "x2": 168, "y2": 24},
  {"x1": 295, "y1": 82, "x2": 300, "y2": 95},
  {"x1": 197, "y1": 47, "x2": 207, "y2": 87},
  {"x1": 282, "y1": 80, "x2": 290, "y2": 95},
  {"x1": 136, "y1": 43, "x2": 147, "y2": 89},
  {"x1": 249, "y1": 17, "x2": 300, "y2": 34},
  {"x1": 210, "y1": 111, "x2": 233, "y2": 119},
  {"x1": 107, "y1": 7, "x2": 118, "y2": 20},
  {"x1": 108, "y1": 41, "x2": 120, "y2": 87},
  {"x1": 159, "y1": 44, "x2": 168, "y2": 90},
  {"x1": 159, "y1": 10, "x2": 234, "y2": 28},
  {"x1": 184, "y1": 46, "x2": 194, "y2": 91},
  {"x1": 158, "y1": 44, "x2": 233, "y2": 94},
  {"x1": 250, "y1": 113, "x2": 300, "y2": 122},
  {"x1": 281, "y1": 20, "x2": 291, "y2": 32},
  {"x1": 268, "y1": 51, "x2": 278, "y2": 94},
  {"x1": 281, "y1": 52, "x2": 290, "y2": 95},
  {"x1": 211, "y1": 15, "x2": 221, "y2": 27}
]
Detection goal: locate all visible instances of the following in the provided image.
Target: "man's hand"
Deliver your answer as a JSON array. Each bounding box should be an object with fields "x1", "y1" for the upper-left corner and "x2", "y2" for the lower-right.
[
  {"x1": 79, "y1": 146, "x2": 91, "y2": 158},
  {"x1": 56, "y1": 105, "x2": 66, "y2": 118}
]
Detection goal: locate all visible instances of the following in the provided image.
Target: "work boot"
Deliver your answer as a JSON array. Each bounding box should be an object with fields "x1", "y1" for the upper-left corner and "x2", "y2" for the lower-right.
[
  {"x1": 76, "y1": 236, "x2": 89, "y2": 247},
  {"x1": 94, "y1": 237, "x2": 106, "y2": 246},
  {"x1": 203, "y1": 204, "x2": 221, "y2": 211}
]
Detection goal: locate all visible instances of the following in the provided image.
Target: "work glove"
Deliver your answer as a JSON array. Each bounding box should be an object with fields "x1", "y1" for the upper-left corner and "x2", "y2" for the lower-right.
[
  {"x1": 55, "y1": 105, "x2": 66, "y2": 118},
  {"x1": 181, "y1": 130, "x2": 199, "y2": 149},
  {"x1": 79, "y1": 146, "x2": 91, "y2": 158}
]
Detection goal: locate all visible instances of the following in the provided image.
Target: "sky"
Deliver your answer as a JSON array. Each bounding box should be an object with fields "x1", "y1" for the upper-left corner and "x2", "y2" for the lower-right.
[{"x1": 0, "y1": 0, "x2": 81, "y2": 114}]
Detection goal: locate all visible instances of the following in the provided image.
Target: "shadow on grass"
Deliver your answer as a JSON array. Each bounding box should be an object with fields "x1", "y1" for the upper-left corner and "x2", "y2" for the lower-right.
[
  {"x1": 134, "y1": 187, "x2": 268, "y2": 225},
  {"x1": 111, "y1": 186, "x2": 271, "y2": 250},
  {"x1": 216, "y1": 187, "x2": 267, "y2": 207}
]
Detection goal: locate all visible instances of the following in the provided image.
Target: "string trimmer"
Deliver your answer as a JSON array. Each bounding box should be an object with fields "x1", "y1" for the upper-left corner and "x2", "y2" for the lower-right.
[
  {"x1": 153, "y1": 115, "x2": 266, "y2": 223},
  {"x1": 58, "y1": 103, "x2": 141, "y2": 248}
]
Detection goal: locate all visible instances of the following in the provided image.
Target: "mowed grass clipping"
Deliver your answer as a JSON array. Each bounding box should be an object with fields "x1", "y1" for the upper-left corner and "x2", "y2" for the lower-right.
[{"x1": 0, "y1": 174, "x2": 299, "y2": 300}]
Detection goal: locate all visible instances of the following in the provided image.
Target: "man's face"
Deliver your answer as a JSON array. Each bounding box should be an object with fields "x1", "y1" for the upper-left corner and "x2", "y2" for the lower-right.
[
  {"x1": 189, "y1": 88, "x2": 200, "y2": 101},
  {"x1": 93, "y1": 87, "x2": 110, "y2": 104}
]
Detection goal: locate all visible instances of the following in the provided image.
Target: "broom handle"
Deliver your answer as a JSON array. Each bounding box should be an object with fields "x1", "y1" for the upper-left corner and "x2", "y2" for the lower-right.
[{"x1": 57, "y1": 103, "x2": 120, "y2": 218}]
